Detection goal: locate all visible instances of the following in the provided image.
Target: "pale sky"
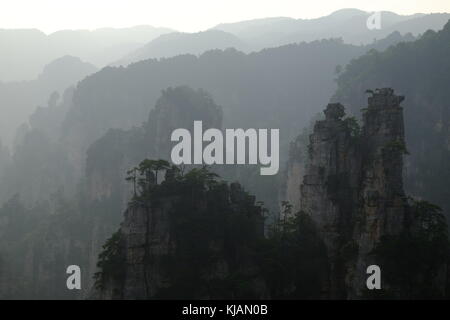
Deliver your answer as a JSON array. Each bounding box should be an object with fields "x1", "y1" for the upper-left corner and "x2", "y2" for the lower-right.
[{"x1": 1, "y1": 0, "x2": 450, "y2": 34}]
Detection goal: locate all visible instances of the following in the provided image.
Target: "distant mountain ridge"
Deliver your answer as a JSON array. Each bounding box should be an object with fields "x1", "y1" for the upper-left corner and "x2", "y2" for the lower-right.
[
  {"x1": 0, "y1": 26, "x2": 174, "y2": 81},
  {"x1": 115, "y1": 30, "x2": 245, "y2": 66},
  {"x1": 212, "y1": 9, "x2": 450, "y2": 48},
  {"x1": 0, "y1": 55, "x2": 97, "y2": 147},
  {"x1": 2, "y1": 9, "x2": 449, "y2": 80},
  {"x1": 115, "y1": 8, "x2": 449, "y2": 67}
]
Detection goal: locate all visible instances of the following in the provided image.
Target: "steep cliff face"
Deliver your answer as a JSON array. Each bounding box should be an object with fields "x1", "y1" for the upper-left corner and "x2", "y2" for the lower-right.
[
  {"x1": 281, "y1": 134, "x2": 307, "y2": 214},
  {"x1": 332, "y1": 21, "x2": 450, "y2": 218},
  {"x1": 350, "y1": 89, "x2": 409, "y2": 297},
  {"x1": 0, "y1": 194, "x2": 93, "y2": 299},
  {"x1": 92, "y1": 88, "x2": 447, "y2": 300},
  {"x1": 0, "y1": 86, "x2": 227, "y2": 300},
  {"x1": 93, "y1": 168, "x2": 267, "y2": 299},
  {"x1": 299, "y1": 89, "x2": 411, "y2": 298},
  {"x1": 85, "y1": 86, "x2": 223, "y2": 205},
  {"x1": 300, "y1": 103, "x2": 361, "y2": 298},
  {"x1": 94, "y1": 201, "x2": 175, "y2": 299},
  {"x1": 81, "y1": 87, "x2": 224, "y2": 295},
  {"x1": 0, "y1": 141, "x2": 10, "y2": 183}
]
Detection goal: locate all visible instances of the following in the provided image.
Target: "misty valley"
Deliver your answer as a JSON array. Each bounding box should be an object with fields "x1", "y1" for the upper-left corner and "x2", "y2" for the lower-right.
[{"x1": 0, "y1": 5, "x2": 450, "y2": 302}]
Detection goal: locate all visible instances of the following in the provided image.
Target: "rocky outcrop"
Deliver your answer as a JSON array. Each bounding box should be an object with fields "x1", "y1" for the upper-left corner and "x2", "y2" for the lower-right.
[
  {"x1": 300, "y1": 102, "x2": 361, "y2": 298},
  {"x1": 282, "y1": 134, "x2": 307, "y2": 214},
  {"x1": 350, "y1": 89, "x2": 409, "y2": 298},
  {"x1": 0, "y1": 86, "x2": 226, "y2": 300},
  {"x1": 85, "y1": 86, "x2": 223, "y2": 205},
  {"x1": 92, "y1": 88, "x2": 447, "y2": 300},
  {"x1": 0, "y1": 140, "x2": 10, "y2": 183},
  {"x1": 299, "y1": 89, "x2": 411, "y2": 298},
  {"x1": 82, "y1": 87, "x2": 224, "y2": 296},
  {"x1": 100, "y1": 198, "x2": 184, "y2": 299},
  {"x1": 93, "y1": 173, "x2": 267, "y2": 299}
]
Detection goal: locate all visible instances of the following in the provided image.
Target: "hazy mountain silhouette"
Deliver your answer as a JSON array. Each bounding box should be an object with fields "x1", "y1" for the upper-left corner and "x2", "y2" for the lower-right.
[
  {"x1": 213, "y1": 9, "x2": 449, "y2": 48},
  {"x1": 115, "y1": 30, "x2": 245, "y2": 66},
  {"x1": 2, "y1": 9, "x2": 445, "y2": 81},
  {"x1": 0, "y1": 26, "x2": 174, "y2": 81},
  {"x1": 61, "y1": 32, "x2": 416, "y2": 177},
  {"x1": 2, "y1": 7, "x2": 450, "y2": 300},
  {"x1": 0, "y1": 56, "x2": 97, "y2": 146},
  {"x1": 112, "y1": 8, "x2": 439, "y2": 66}
]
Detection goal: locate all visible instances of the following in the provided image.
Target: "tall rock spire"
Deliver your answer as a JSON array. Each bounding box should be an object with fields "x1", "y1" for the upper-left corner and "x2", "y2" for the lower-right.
[{"x1": 300, "y1": 88, "x2": 409, "y2": 298}]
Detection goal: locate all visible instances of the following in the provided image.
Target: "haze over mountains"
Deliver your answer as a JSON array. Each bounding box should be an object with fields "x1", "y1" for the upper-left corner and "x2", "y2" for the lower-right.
[
  {"x1": 0, "y1": 56, "x2": 97, "y2": 147},
  {"x1": 114, "y1": 30, "x2": 245, "y2": 66},
  {"x1": 1, "y1": 5, "x2": 450, "y2": 299},
  {"x1": 2, "y1": 8, "x2": 449, "y2": 82},
  {"x1": 212, "y1": 9, "x2": 450, "y2": 47},
  {"x1": 0, "y1": 26, "x2": 174, "y2": 81},
  {"x1": 0, "y1": 8, "x2": 446, "y2": 149},
  {"x1": 115, "y1": 9, "x2": 450, "y2": 66}
]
